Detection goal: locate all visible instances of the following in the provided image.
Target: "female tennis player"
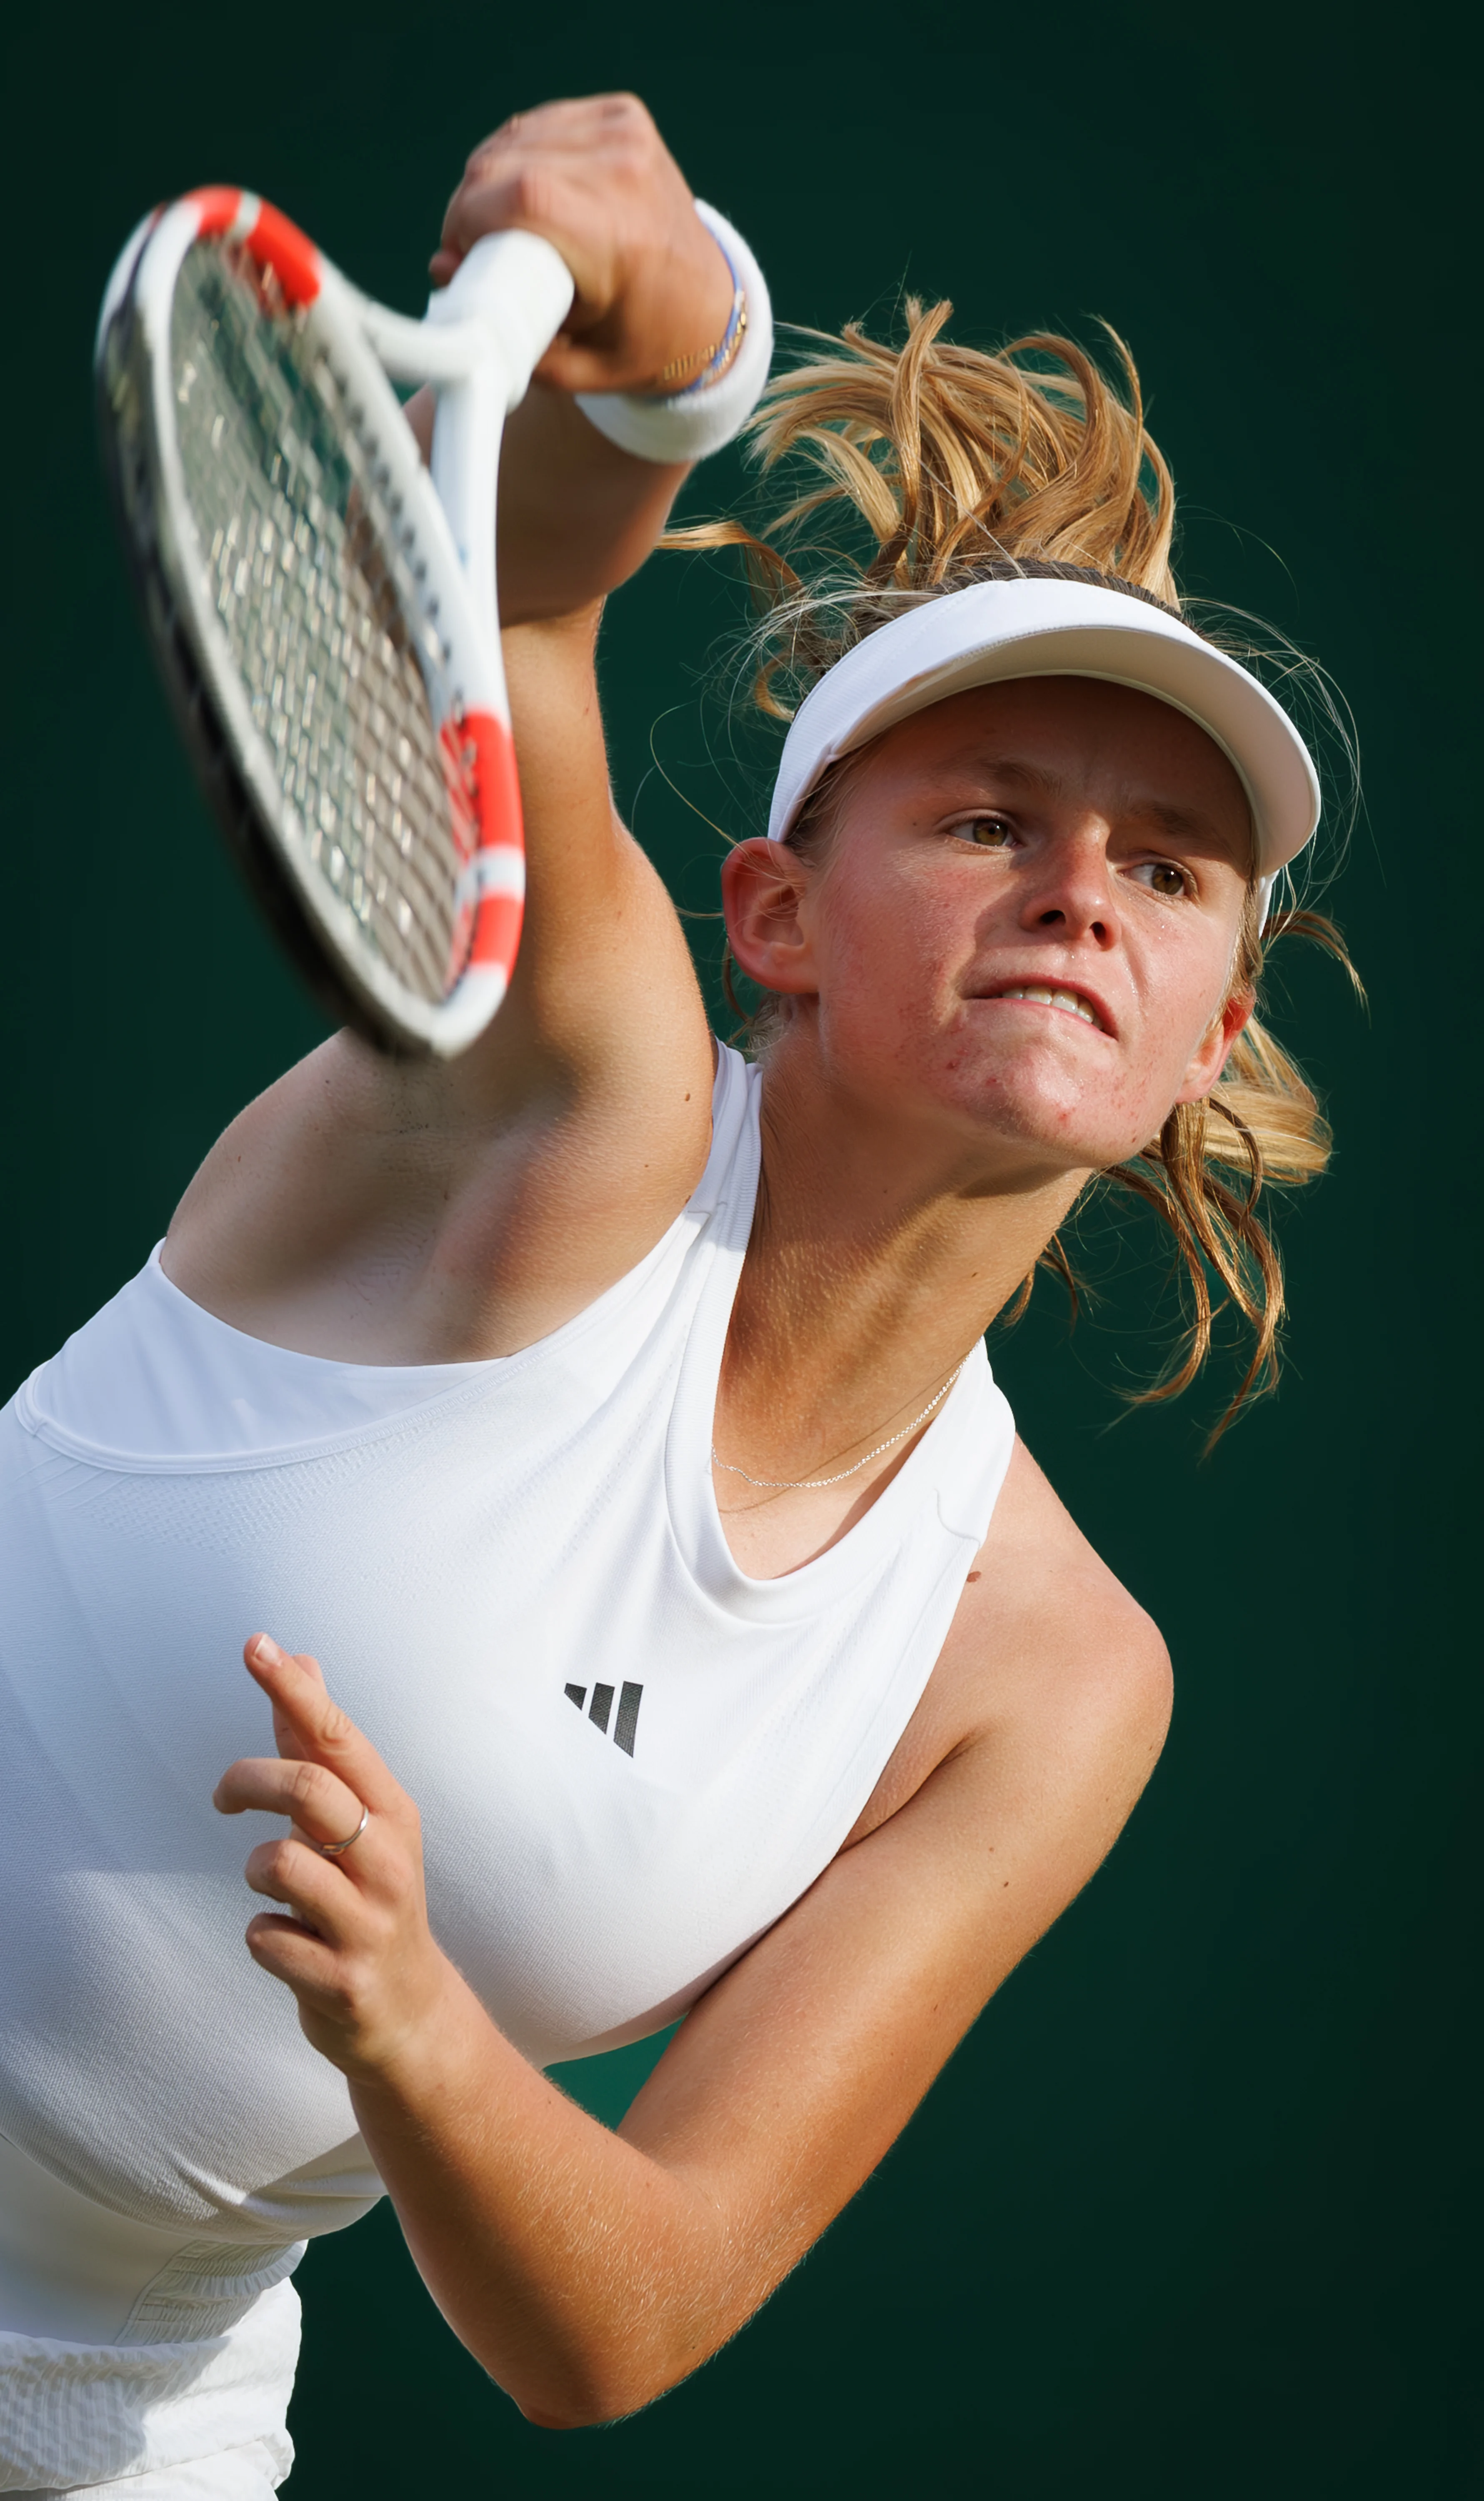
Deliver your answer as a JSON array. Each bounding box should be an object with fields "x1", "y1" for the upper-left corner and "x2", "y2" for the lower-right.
[{"x1": 0, "y1": 94, "x2": 1344, "y2": 2497}]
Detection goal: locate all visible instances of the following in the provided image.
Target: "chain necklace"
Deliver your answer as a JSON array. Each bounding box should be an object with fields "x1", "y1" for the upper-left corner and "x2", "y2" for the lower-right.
[{"x1": 711, "y1": 1361, "x2": 968, "y2": 1493}]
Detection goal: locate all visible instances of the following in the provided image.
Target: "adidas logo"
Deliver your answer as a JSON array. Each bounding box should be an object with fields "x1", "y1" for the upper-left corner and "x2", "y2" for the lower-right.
[{"x1": 565, "y1": 1680, "x2": 643, "y2": 1758}]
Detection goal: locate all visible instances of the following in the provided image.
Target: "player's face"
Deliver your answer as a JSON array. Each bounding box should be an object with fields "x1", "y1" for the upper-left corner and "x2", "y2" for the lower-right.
[{"x1": 751, "y1": 677, "x2": 1256, "y2": 1183}]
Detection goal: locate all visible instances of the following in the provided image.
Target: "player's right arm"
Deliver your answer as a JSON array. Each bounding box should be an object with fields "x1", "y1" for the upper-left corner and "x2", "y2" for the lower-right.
[{"x1": 165, "y1": 98, "x2": 735, "y2": 1366}]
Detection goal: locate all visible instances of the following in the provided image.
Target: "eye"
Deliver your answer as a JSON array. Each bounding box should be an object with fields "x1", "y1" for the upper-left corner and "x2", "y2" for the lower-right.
[
  {"x1": 954, "y1": 814, "x2": 1016, "y2": 850},
  {"x1": 1131, "y1": 859, "x2": 1192, "y2": 899}
]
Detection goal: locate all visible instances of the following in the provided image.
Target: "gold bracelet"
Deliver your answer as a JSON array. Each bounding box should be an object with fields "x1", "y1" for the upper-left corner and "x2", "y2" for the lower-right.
[
  {"x1": 652, "y1": 335, "x2": 725, "y2": 388},
  {"x1": 646, "y1": 292, "x2": 748, "y2": 396},
  {"x1": 695, "y1": 301, "x2": 748, "y2": 390}
]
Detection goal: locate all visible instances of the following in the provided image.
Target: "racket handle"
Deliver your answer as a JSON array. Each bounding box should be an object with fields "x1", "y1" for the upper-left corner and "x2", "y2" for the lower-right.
[{"x1": 428, "y1": 230, "x2": 575, "y2": 408}]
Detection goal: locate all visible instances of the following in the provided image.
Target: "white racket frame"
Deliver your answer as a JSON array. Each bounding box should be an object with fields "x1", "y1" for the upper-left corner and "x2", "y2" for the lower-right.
[{"x1": 97, "y1": 192, "x2": 574, "y2": 1055}]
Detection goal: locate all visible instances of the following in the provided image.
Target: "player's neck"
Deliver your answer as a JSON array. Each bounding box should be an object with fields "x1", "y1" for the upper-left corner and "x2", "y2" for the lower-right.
[{"x1": 719, "y1": 1055, "x2": 1084, "y2": 1479}]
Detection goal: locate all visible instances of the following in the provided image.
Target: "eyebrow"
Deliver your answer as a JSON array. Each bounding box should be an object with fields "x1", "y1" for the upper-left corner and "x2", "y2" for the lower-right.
[
  {"x1": 919, "y1": 750, "x2": 1059, "y2": 780},
  {"x1": 913, "y1": 754, "x2": 1242, "y2": 852},
  {"x1": 1140, "y1": 799, "x2": 1227, "y2": 846},
  {"x1": 916, "y1": 753, "x2": 1063, "y2": 794}
]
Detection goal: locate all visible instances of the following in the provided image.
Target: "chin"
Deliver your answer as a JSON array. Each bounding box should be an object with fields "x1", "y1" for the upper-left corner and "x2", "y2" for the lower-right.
[{"x1": 909, "y1": 1037, "x2": 1168, "y2": 1175}]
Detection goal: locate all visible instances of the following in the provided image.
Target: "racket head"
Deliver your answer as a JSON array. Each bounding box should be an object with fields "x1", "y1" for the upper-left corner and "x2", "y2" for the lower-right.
[{"x1": 96, "y1": 190, "x2": 524, "y2": 1057}]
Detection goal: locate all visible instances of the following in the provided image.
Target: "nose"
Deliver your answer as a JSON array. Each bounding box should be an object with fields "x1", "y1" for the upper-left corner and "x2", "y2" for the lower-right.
[{"x1": 1017, "y1": 824, "x2": 1120, "y2": 947}]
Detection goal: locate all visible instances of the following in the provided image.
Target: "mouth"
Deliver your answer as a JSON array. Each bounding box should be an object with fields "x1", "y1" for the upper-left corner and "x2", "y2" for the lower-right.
[{"x1": 972, "y1": 980, "x2": 1112, "y2": 1034}]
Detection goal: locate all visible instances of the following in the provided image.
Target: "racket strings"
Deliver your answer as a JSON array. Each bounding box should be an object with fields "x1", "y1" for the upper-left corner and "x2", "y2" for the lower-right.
[{"x1": 170, "y1": 242, "x2": 473, "y2": 1004}]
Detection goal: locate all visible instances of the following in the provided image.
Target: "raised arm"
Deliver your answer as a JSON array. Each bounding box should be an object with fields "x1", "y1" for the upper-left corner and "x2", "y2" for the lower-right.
[{"x1": 165, "y1": 99, "x2": 741, "y2": 1365}]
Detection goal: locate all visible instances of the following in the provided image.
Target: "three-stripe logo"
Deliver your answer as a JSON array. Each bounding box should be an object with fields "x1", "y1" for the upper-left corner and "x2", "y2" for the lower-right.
[{"x1": 565, "y1": 1680, "x2": 642, "y2": 1758}]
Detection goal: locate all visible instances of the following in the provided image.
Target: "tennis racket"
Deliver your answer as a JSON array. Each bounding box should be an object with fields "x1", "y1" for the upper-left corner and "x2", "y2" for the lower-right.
[{"x1": 95, "y1": 189, "x2": 575, "y2": 1056}]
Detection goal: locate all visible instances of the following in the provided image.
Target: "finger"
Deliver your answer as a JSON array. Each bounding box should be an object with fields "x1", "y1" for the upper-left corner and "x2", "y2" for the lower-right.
[
  {"x1": 438, "y1": 168, "x2": 613, "y2": 318},
  {"x1": 244, "y1": 1833, "x2": 355, "y2": 1936},
  {"x1": 241, "y1": 1636, "x2": 405, "y2": 1817},
  {"x1": 438, "y1": 93, "x2": 668, "y2": 280},
  {"x1": 213, "y1": 1751, "x2": 367, "y2": 1852},
  {"x1": 255, "y1": 1640, "x2": 328, "y2": 1762},
  {"x1": 245, "y1": 1910, "x2": 348, "y2": 1999},
  {"x1": 528, "y1": 340, "x2": 696, "y2": 400},
  {"x1": 458, "y1": 94, "x2": 646, "y2": 194},
  {"x1": 461, "y1": 97, "x2": 596, "y2": 172}
]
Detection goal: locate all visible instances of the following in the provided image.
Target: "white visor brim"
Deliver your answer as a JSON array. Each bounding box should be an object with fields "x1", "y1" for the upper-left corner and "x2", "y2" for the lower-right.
[{"x1": 765, "y1": 578, "x2": 1321, "y2": 880}]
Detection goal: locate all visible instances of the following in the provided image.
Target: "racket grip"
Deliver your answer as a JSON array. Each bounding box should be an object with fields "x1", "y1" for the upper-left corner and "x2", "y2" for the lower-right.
[{"x1": 428, "y1": 230, "x2": 575, "y2": 407}]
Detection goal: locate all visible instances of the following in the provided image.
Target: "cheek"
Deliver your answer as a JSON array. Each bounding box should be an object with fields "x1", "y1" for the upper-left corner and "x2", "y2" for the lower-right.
[
  {"x1": 1147, "y1": 945, "x2": 1238, "y2": 1072},
  {"x1": 813, "y1": 866, "x2": 965, "y2": 1042},
  {"x1": 1115, "y1": 945, "x2": 1239, "y2": 1135}
]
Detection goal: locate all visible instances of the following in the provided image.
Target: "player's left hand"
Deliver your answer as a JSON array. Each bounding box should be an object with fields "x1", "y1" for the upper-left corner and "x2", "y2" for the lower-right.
[{"x1": 214, "y1": 1636, "x2": 459, "y2": 2082}]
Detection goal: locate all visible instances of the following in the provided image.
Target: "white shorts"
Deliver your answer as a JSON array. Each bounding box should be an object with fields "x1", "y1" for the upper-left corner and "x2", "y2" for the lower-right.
[
  {"x1": 0, "y1": 2135, "x2": 301, "y2": 2498},
  {"x1": 10, "y1": 2437, "x2": 286, "y2": 2497}
]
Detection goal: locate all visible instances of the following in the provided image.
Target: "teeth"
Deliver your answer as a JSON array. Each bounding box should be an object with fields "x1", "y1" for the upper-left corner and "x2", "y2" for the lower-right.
[
  {"x1": 1052, "y1": 988, "x2": 1098, "y2": 1024},
  {"x1": 997, "y1": 985, "x2": 1099, "y2": 1027}
]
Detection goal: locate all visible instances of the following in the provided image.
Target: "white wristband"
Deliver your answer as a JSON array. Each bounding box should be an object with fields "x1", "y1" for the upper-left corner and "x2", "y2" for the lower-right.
[{"x1": 575, "y1": 202, "x2": 773, "y2": 465}]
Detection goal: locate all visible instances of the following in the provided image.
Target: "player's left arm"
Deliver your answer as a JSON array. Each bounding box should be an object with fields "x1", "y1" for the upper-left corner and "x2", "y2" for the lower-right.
[{"x1": 214, "y1": 1575, "x2": 1170, "y2": 2428}]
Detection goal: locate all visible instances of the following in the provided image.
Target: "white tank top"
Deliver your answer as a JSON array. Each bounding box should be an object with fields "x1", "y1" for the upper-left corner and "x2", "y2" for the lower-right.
[{"x1": 0, "y1": 1044, "x2": 1015, "y2": 2250}]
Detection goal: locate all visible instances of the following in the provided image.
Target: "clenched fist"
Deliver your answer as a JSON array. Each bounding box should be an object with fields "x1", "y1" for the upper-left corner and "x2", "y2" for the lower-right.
[{"x1": 432, "y1": 93, "x2": 736, "y2": 398}]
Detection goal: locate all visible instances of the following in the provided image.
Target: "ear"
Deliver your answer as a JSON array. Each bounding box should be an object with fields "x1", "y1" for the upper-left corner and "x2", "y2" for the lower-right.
[
  {"x1": 1175, "y1": 987, "x2": 1255, "y2": 1105},
  {"x1": 721, "y1": 839, "x2": 821, "y2": 997}
]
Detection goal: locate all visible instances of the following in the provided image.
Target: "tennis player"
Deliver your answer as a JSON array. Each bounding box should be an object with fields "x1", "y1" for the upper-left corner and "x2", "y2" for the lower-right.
[{"x1": 0, "y1": 94, "x2": 1343, "y2": 2496}]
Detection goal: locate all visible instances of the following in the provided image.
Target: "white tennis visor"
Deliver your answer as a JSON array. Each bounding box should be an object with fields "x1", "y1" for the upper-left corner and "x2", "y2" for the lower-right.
[{"x1": 765, "y1": 576, "x2": 1321, "y2": 880}]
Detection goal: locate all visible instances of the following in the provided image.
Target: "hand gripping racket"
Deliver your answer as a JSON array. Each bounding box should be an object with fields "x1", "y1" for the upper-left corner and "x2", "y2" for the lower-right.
[{"x1": 95, "y1": 190, "x2": 575, "y2": 1056}]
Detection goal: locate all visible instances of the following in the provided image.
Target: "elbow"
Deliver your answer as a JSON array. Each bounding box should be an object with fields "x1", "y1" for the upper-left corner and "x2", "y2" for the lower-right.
[
  {"x1": 514, "y1": 2378, "x2": 662, "y2": 2434},
  {"x1": 519, "y1": 2397, "x2": 622, "y2": 2433},
  {"x1": 465, "y1": 2208, "x2": 742, "y2": 2427},
  {"x1": 503, "y1": 2341, "x2": 693, "y2": 2431}
]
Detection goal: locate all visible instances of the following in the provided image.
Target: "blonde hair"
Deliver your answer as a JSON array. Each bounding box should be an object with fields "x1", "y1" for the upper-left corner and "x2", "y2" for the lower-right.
[{"x1": 667, "y1": 301, "x2": 1361, "y2": 1439}]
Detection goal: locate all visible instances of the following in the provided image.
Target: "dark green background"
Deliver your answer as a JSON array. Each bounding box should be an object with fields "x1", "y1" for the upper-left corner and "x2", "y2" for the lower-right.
[{"x1": 3, "y1": 2, "x2": 1476, "y2": 2492}]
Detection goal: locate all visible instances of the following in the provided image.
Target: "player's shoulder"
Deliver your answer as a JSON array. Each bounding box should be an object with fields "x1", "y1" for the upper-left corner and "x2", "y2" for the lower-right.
[
  {"x1": 949, "y1": 1433, "x2": 1173, "y2": 1757},
  {"x1": 847, "y1": 1437, "x2": 1169, "y2": 1851}
]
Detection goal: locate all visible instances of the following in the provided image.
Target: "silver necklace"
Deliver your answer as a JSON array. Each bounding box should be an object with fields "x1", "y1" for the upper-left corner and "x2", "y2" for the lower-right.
[{"x1": 711, "y1": 1361, "x2": 968, "y2": 1492}]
